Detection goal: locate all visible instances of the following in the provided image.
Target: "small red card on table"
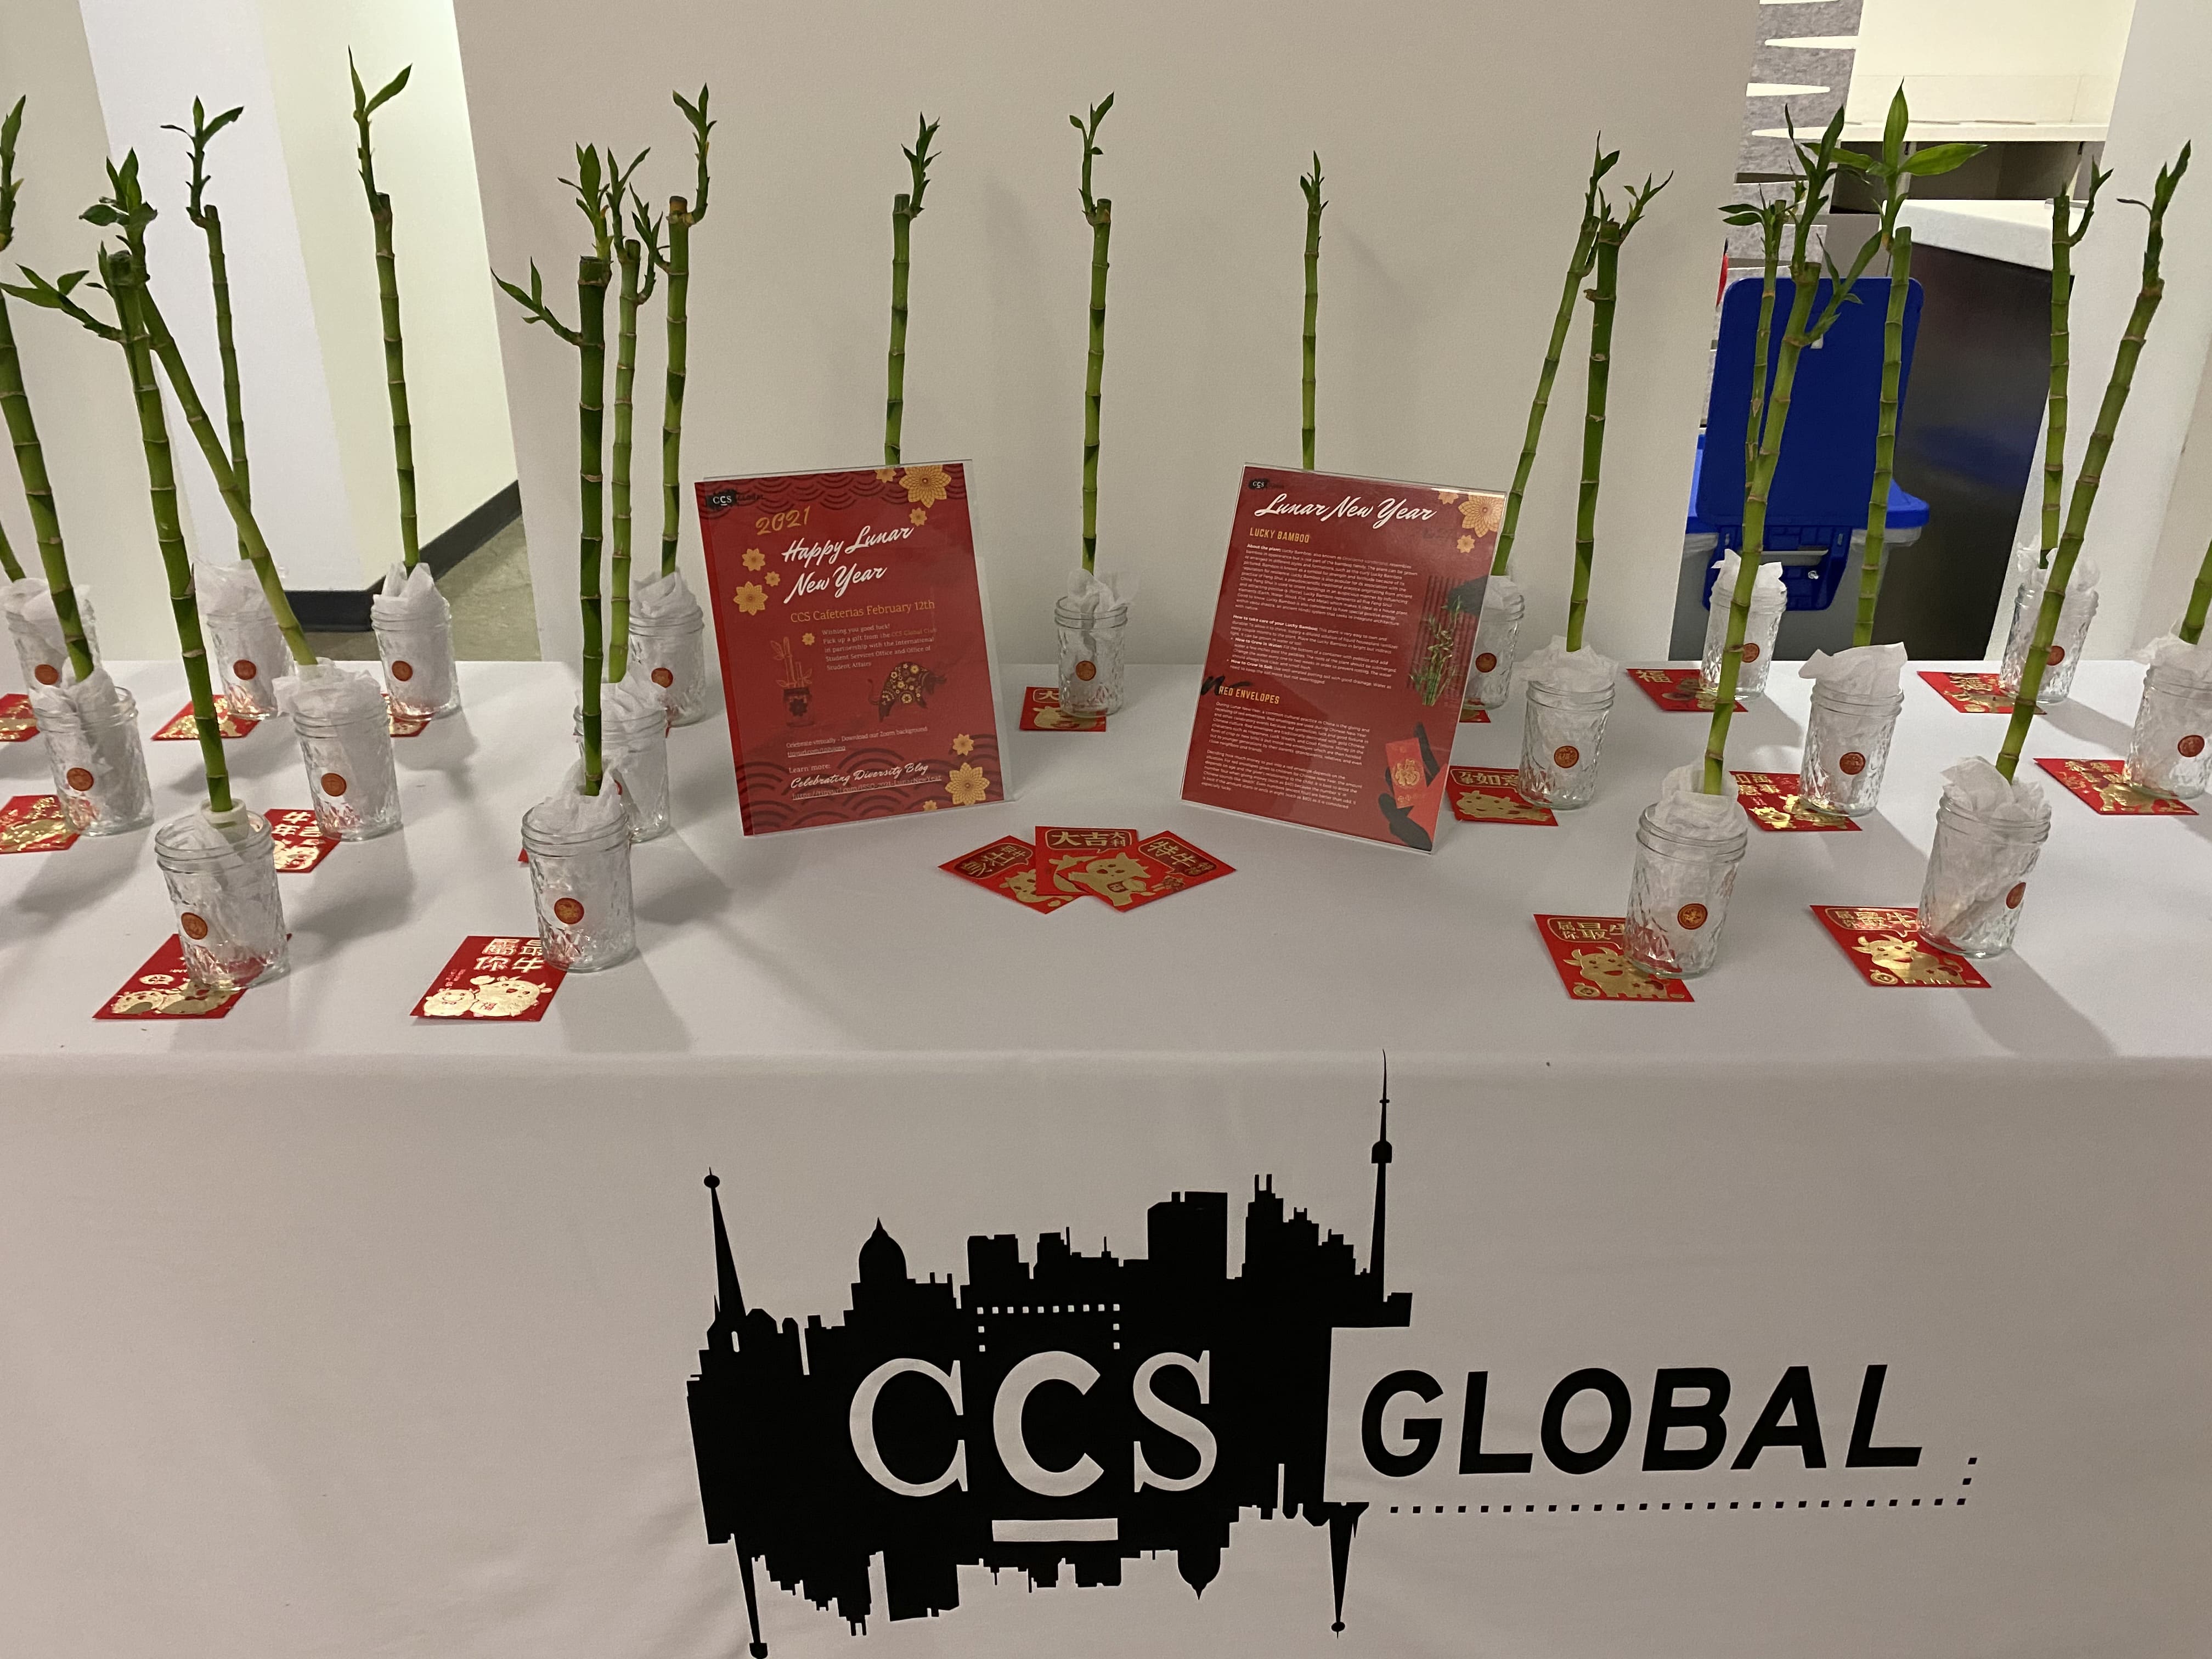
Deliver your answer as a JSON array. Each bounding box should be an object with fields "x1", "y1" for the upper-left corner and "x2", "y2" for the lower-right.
[
  {"x1": 1810, "y1": 906, "x2": 1989, "y2": 987},
  {"x1": 1919, "y1": 671, "x2": 2015, "y2": 714},
  {"x1": 413, "y1": 935, "x2": 566, "y2": 1020},
  {"x1": 1448, "y1": 766, "x2": 1555, "y2": 825},
  {"x1": 1628, "y1": 667, "x2": 1741, "y2": 713},
  {"x1": 1533, "y1": 915, "x2": 1693, "y2": 1002},
  {"x1": 1036, "y1": 826, "x2": 1138, "y2": 894},
  {"x1": 1020, "y1": 686, "x2": 1106, "y2": 731},
  {"x1": 1455, "y1": 701, "x2": 1492, "y2": 724},
  {"x1": 0, "y1": 692, "x2": 35, "y2": 741},
  {"x1": 1732, "y1": 770, "x2": 1859, "y2": 833},
  {"x1": 267, "y1": 808, "x2": 340, "y2": 871},
  {"x1": 1133, "y1": 830, "x2": 1235, "y2": 896},
  {"x1": 386, "y1": 697, "x2": 432, "y2": 737},
  {"x1": 154, "y1": 695, "x2": 258, "y2": 740},
  {"x1": 1, "y1": 794, "x2": 77, "y2": 853},
  {"x1": 943, "y1": 836, "x2": 1077, "y2": 913},
  {"x1": 2035, "y1": 757, "x2": 2196, "y2": 816},
  {"x1": 94, "y1": 936, "x2": 246, "y2": 1019}
]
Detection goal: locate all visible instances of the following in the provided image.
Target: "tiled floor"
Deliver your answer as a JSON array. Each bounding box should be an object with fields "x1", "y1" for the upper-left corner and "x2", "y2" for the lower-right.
[{"x1": 306, "y1": 517, "x2": 540, "y2": 662}]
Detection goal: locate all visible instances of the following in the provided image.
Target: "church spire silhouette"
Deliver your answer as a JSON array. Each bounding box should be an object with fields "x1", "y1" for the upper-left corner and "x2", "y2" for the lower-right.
[
  {"x1": 1369, "y1": 1055, "x2": 1392, "y2": 1295},
  {"x1": 706, "y1": 1172, "x2": 747, "y2": 1344}
]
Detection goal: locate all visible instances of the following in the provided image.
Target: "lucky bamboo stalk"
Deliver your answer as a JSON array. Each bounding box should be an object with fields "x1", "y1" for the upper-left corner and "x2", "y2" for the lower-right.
[
  {"x1": 1995, "y1": 144, "x2": 2192, "y2": 781},
  {"x1": 1299, "y1": 153, "x2": 1323, "y2": 470},
  {"x1": 610, "y1": 184, "x2": 661, "y2": 684},
  {"x1": 1701, "y1": 111, "x2": 1884, "y2": 792},
  {"x1": 1850, "y1": 91, "x2": 1984, "y2": 645},
  {"x1": 163, "y1": 97, "x2": 249, "y2": 559},
  {"x1": 496, "y1": 146, "x2": 616, "y2": 793},
  {"x1": 2178, "y1": 531, "x2": 2212, "y2": 646},
  {"x1": 661, "y1": 87, "x2": 712, "y2": 580},
  {"x1": 1730, "y1": 193, "x2": 1789, "y2": 487},
  {"x1": 0, "y1": 519, "x2": 19, "y2": 583},
  {"x1": 350, "y1": 56, "x2": 419, "y2": 569},
  {"x1": 1072, "y1": 95, "x2": 1114, "y2": 573},
  {"x1": 0, "y1": 97, "x2": 94, "y2": 679},
  {"x1": 1494, "y1": 139, "x2": 1615, "y2": 579},
  {"x1": 884, "y1": 114, "x2": 939, "y2": 467},
  {"x1": 1562, "y1": 171, "x2": 1666, "y2": 652},
  {"x1": 2042, "y1": 168, "x2": 2108, "y2": 565}
]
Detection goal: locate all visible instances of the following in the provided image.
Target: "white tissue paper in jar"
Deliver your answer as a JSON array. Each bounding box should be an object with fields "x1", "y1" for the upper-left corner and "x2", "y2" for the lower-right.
[
  {"x1": 3, "y1": 575, "x2": 98, "y2": 686},
  {"x1": 370, "y1": 561, "x2": 458, "y2": 714},
  {"x1": 1922, "y1": 758, "x2": 2050, "y2": 944},
  {"x1": 276, "y1": 661, "x2": 398, "y2": 834},
  {"x1": 1519, "y1": 636, "x2": 1620, "y2": 693},
  {"x1": 1646, "y1": 761, "x2": 1747, "y2": 838},
  {"x1": 1799, "y1": 641, "x2": 1908, "y2": 696},
  {"x1": 29, "y1": 668, "x2": 147, "y2": 828}
]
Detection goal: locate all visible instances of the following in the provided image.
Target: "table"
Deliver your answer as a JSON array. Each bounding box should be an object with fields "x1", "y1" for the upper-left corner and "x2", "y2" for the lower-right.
[{"x1": 2, "y1": 661, "x2": 2206, "y2": 1657}]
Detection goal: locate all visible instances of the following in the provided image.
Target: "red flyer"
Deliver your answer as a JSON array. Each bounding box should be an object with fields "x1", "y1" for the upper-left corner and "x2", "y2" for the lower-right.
[
  {"x1": 697, "y1": 462, "x2": 1004, "y2": 834},
  {"x1": 1182, "y1": 466, "x2": 1499, "y2": 851}
]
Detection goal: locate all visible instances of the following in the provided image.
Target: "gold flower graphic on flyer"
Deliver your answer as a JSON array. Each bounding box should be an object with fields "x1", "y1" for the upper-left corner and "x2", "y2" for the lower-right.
[
  {"x1": 945, "y1": 761, "x2": 990, "y2": 806},
  {"x1": 743, "y1": 548, "x2": 766, "y2": 571},
  {"x1": 951, "y1": 733, "x2": 975, "y2": 755},
  {"x1": 1457, "y1": 495, "x2": 1504, "y2": 536},
  {"x1": 900, "y1": 464, "x2": 952, "y2": 507},
  {"x1": 732, "y1": 583, "x2": 768, "y2": 615}
]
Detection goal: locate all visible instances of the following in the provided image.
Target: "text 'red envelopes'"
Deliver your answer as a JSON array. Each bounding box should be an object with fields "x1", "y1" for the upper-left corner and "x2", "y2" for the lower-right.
[
  {"x1": 1182, "y1": 466, "x2": 1499, "y2": 851},
  {"x1": 697, "y1": 462, "x2": 1004, "y2": 834}
]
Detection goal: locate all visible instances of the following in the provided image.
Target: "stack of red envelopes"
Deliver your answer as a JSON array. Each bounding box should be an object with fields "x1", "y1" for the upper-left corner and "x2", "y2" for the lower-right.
[{"x1": 943, "y1": 826, "x2": 1235, "y2": 913}]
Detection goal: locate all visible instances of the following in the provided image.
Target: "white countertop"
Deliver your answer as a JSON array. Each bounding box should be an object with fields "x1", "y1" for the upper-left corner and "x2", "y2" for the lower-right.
[{"x1": 1897, "y1": 199, "x2": 2080, "y2": 270}]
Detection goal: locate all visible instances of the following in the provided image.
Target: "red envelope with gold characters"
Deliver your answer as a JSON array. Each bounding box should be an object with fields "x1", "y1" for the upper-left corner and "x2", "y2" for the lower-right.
[
  {"x1": 941, "y1": 836, "x2": 1077, "y2": 913},
  {"x1": 412, "y1": 935, "x2": 566, "y2": 1020},
  {"x1": 1035, "y1": 826, "x2": 1138, "y2": 895},
  {"x1": 1, "y1": 793, "x2": 77, "y2": 853},
  {"x1": 94, "y1": 936, "x2": 245, "y2": 1019},
  {"x1": 2035, "y1": 757, "x2": 2196, "y2": 816},
  {"x1": 153, "y1": 695, "x2": 258, "y2": 740},
  {"x1": 0, "y1": 692, "x2": 36, "y2": 742},
  {"x1": 266, "y1": 808, "x2": 340, "y2": 871},
  {"x1": 1533, "y1": 914, "x2": 1692, "y2": 1002},
  {"x1": 1626, "y1": 667, "x2": 1742, "y2": 713},
  {"x1": 1448, "y1": 766, "x2": 1556, "y2": 826},
  {"x1": 1810, "y1": 906, "x2": 1990, "y2": 988},
  {"x1": 697, "y1": 462, "x2": 1003, "y2": 833},
  {"x1": 1020, "y1": 686, "x2": 1106, "y2": 732},
  {"x1": 1182, "y1": 465, "x2": 1498, "y2": 852},
  {"x1": 1132, "y1": 830, "x2": 1236, "y2": 897},
  {"x1": 1918, "y1": 671, "x2": 2014, "y2": 714},
  {"x1": 1732, "y1": 770, "x2": 1859, "y2": 832}
]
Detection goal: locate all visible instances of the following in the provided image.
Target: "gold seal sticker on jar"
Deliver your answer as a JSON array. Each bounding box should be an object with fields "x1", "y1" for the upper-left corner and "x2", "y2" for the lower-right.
[
  {"x1": 1475, "y1": 652, "x2": 1498, "y2": 674},
  {"x1": 2180, "y1": 733, "x2": 2205, "y2": 758},
  {"x1": 2005, "y1": 881, "x2": 2027, "y2": 909},
  {"x1": 1741, "y1": 641, "x2": 1761, "y2": 664},
  {"x1": 179, "y1": 911, "x2": 210, "y2": 940},
  {"x1": 64, "y1": 766, "x2": 94, "y2": 791},
  {"x1": 1838, "y1": 751, "x2": 1867, "y2": 776},
  {"x1": 1553, "y1": 744, "x2": 1580, "y2": 769},
  {"x1": 1677, "y1": 902, "x2": 1709, "y2": 931},
  {"x1": 233, "y1": 659, "x2": 258, "y2": 680},
  {"x1": 391, "y1": 660, "x2": 414, "y2": 682},
  {"x1": 33, "y1": 662, "x2": 59, "y2": 685},
  {"x1": 652, "y1": 666, "x2": 674, "y2": 688},
  {"x1": 320, "y1": 772, "x2": 349, "y2": 797},
  {"x1": 553, "y1": 896, "x2": 585, "y2": 926},
  {"x1": 1074, "y1": 660, "x2": 1097, "y2": 682}
]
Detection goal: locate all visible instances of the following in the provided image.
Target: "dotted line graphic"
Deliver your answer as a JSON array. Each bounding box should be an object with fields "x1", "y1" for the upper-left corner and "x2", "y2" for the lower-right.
[{"x1": 1383, "y1": 1457, "x2": 1978, "y2": 1515}]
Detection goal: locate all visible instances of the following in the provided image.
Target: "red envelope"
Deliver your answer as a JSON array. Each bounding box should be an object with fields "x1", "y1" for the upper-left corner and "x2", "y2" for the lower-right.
[
  {"x1": 1053, "y1": 843, "x2": 1180, "y2": 910},
  {"x1": 1627, "y1": 667, "x2": 1742, "y2": 713},
  {"x1": 1133, "y1": 830, "x2": 1237, "y2": 896},
  {"x1": 1918, "y1": 671, "x2": 2015, "y2": 714},
  {"x1": 1036, "y1": 826, "x2": 1138, "y2": 894},
  {"x1": 386, "y1": 696, "x2": 432, "y2": 737},
  {"x1": 1448, "y1": 766, "x2": 1556, "y2": 825},
  {"x1": 1732, "y1": 770, "x2": 1860, "y2": 833},
  {"x1": 1, "y1": 793, "x2": 77, "y2": 854},
  {"x1": 1809, "y1": 905, "x2": 1990, "y2": 988},
  {"x1": 153, "y1": 695, "x2": 258, "y2": 740},
  {"x1": 1019, "y1": 686, "x2": 1107, "y2": 732},
  {"x1": 94, "y1": 936, "x2": 245, "y2": 1019},
  {"x1": 1383, "y1": 737, "x2": 1427, "y2": 810},
  {"x1": 1533, "y1": 914, "x2": 1692, "y2": 1002},
  {"x1": 266, "y1": 808, "x2": 341, "y2": 871},
  {"x1": 0, "y1": 692, "x2": 36, "y2": 742},
  {"x1": 413, "y1": 935, "x2": 566, "y2": 1019},
  {"x1": 942, "y1": 836, "x2": 1077, "y2": 913},
  {"x1": 1455, "y1": 701, "x2": 1493, "y2": 724},
  {"x1": 2035, "y1": 757, "x2": 2196, "y2": 816}
]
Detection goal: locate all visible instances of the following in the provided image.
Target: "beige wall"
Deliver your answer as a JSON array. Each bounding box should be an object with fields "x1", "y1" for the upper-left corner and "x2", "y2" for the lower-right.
[
  {"x1": 454, "y1": 0, "x2": 1765, "y2": 668},
  {"x1": 1849, "y1": 0, "x2": 2136, "y2": 125}
]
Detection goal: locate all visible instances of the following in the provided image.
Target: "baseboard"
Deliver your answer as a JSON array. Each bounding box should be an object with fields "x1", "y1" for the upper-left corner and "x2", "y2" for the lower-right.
[{"x1": 287, "y1": 482, "x2": 522, "y2": 632}]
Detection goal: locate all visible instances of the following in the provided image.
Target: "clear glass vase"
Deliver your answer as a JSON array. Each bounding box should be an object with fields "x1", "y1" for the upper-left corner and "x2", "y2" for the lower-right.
[
  {"x1": 1799, "y1": 684, "x2": 1905, "y2": 817},
  {"x1": 1699, "y1": 589, "x2": 1786, "y2": 701},
  {"x1": 1919, "y1": 797, "x2": 2050, "y2": 958},
  {"x1": 1624, "y1": 806, "x2": 1748, "y2": 978},
  {"x1": 375, "y1": 609, "x2": 462, "y2": 719},
  {"x1": 1517, "y1": 680, "x2": 1615, "y2": 809},
  {"x1": 629, "y1": 610, "x2": 712, "y2": 725},
  {"x1": 1463, "y1": 586, "x2": 1524, "y2": 714},
  {"x1": 294, "y1": 702, "x2": 403, "y2": 840},
  {"x1": 521, "y1": 796, "x2": 636, "y2": 971},
  {"x1": 154, "y1": 808, "x2": 290, "y2": 991},
  {"x1": 32, "y1": 681, "x2": 153, "y2": 835},
  {"x1": 1999, "y1": 580, "x2": 2097, "y2": 706},
  {"x1": 6, "y1": 586, "x2": 100, "y2": 690},
  {"x1": 1056, "y1": 597, "x2": 1128, "y2": 717},
  {"x1": 201, "y1": 603, "x2": 287, "y2": 719},
  {"x1": 2121, "y1": 664, "x2": 2212, "y2": 800},
  {"x1": 575, "y1": 702, "x2": 672, "y2": 842}
]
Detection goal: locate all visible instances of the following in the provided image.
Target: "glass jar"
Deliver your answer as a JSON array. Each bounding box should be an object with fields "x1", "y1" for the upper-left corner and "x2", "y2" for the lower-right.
[
  {"x1": 1998, "y1": 580, "x2": 2097, "y2": 706},
  {"x1": 1056, "y1": 597, "x2": 1128, "y2": 718},
  {"x1": 1799, "y1": 684, "x2": 1905, "y2": 817},
  {"x1": 1918, "y1": 798, "x2": 2051, "y2": 958},
  {"x1": 154, "y1": 808, "x2": 290, "y2": 991},
  {"x1": 5, "y1": 585, "x2": 100, "y2": 690},
  {"x1": 521, "y1": 797, "x2": 636, "y2": 971},
  {"x1": 575, "y1": 701, "x2": 672, "y2": 842},
  {"x1": 34, "y1": 682, "x2": 153, "y2": 836},
  {"x1": 1462, "y1": 585, "x2": 1524, "y2": 715},
  {"x1": 201, "y1": 602, "x2": 287, "y2": 719},
  {"x1": 2121, "y1": 664, "x2": 2212, "y2": 800},
  {"x1": 293, "y1": 700, "x2": 402, "y2": 840},
  {"x1": 1699, "y1": 589, "x2": 1786, "y2": 702},
  {"x1": 1517, "y1": 680, "x2": 1615, "y2": 809},
  {"x1": 629, "y1": 609, "x2": 712, "y2": 725},
  {"x1": 1624, "y1": 806, "x2": 1748, "y2": 978},
  {"x1": 375, "y1": 607, "x2": 462, "y2": 720}
]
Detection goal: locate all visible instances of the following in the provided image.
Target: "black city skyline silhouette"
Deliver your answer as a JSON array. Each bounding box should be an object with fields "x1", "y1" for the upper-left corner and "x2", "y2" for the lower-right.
[{"x1": 687, "y1": 1071, "x2": 1410, "y2": 1652}]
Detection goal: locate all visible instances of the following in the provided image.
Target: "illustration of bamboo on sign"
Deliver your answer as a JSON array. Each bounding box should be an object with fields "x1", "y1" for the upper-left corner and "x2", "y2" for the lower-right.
[
  {"x1": 1848, "y1": 89, "x2": 1983, "y2": 647},
  {"x1": 1299, "y1": 153, "x2": 1323, "y2": 470},
  {"x1": 661, "y1": 87, "x2": 712, "y2": 580},
  {"x1": 884, "y1": 114, "x2": 939, "y2": 467},
  {"x1": 0, "y1": 97, "x2": 96, "y2": 688}
]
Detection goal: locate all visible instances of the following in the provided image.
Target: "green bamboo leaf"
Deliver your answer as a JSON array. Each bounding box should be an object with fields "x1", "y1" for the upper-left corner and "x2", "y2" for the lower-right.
[
  {"x1": 1898, "y1": 142, "x2": 1984, "y2": 176},
  {"x1": 365, "y1": 65, "x2": 411, "y2": 115},
  {"x1": 1882, "y1": 86, "x2": 1908, "y2": 170}
]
